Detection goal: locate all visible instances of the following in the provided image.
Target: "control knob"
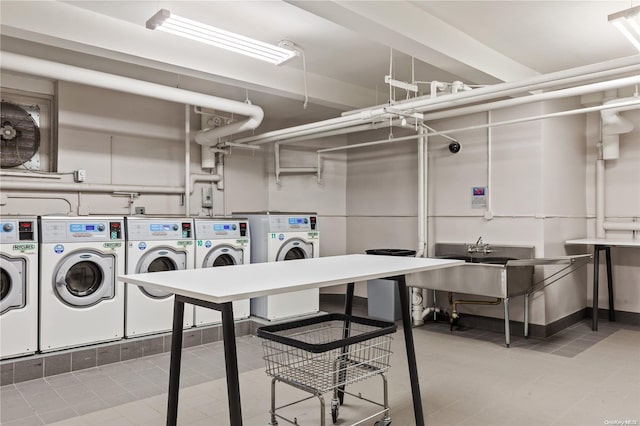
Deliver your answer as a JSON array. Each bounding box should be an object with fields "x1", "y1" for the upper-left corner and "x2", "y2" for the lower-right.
[{"x1": 3, "y1": 223, "x2": 14, "y2": 232}]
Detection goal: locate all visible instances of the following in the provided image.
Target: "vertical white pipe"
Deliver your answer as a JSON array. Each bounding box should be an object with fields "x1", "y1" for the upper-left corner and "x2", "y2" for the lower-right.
[
  {"x1": 413, "y1": 127, "x2": 428, "y2": 326},
  {"x1": 417, "y1": 128, "x2": 426, "y2": 257},
  {"x1": 486, "y1": 111, "x2": 493, "y2": 217},
  {"x1": 185, "y1": 104, "x2": 191, "y2": 216},
  {"x1": 596, "y1": 159, "x2": 605, "y2": 238}
]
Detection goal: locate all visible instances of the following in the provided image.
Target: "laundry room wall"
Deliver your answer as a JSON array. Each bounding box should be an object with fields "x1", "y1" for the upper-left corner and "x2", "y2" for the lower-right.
[
  {"x1": 425, "y1": 103, "x2": 547, "y2": 325},
  {"x1": 344, "y1": 99, "x2": 605, "y2": 327},
  {"x1": 265, "y1": 136, "x2": 349, "y2": 292},
  {"x1": 345, "y1": 126, "x2": 420, "y2": 298},
  {"x1": 0, "y1": 79, "x2": 270, "y2": 217},
  {"x1": 584, "y1": 93, "x2": 640, "y2": 316}
]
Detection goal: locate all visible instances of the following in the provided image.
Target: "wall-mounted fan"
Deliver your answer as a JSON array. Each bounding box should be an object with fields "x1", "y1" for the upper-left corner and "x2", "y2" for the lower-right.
[{"x1": 1, "y1": 101, "x2": 41, "y2": 169}]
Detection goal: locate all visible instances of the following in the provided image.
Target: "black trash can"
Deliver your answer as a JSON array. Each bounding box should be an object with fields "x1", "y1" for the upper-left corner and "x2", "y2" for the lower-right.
[{"x1": 365, "y1": 249, "x2": 416, "y2": 321}]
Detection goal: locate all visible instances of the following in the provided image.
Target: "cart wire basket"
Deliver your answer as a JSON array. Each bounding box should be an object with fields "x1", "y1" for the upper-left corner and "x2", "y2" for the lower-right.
[{"x1": 258, "y1": 313, "x2": 396, "y2": 425}]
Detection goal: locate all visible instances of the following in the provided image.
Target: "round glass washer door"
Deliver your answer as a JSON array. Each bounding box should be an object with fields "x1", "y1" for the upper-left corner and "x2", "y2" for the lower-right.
[
  {"x1": 203, "y1": 245, "x2": 243, "y2": 268},
  {"x1": 53, "y1": 251, "x2": 115, "y2": 307},
  {"x1": 136, "y1": 248, "x2": 186, "y2": 299},
  {"x1": 0, "y1": 255, "x2": 26, "y2": 314},
  {"x1": 276, "y1": 238, "x2": 313, "y2": 262}
]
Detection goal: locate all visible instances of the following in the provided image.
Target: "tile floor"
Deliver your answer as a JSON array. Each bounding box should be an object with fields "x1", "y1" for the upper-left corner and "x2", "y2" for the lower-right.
[{"x1": 1, "y1": 305, "x2": 639, "y2": 426}]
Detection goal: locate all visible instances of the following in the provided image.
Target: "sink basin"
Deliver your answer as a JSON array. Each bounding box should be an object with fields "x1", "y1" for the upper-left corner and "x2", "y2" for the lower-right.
[
  {"x1": 439, "y1": 255, "x2": 518, "y2": 265},
  {"x1": 408, "y1": 244, "x2": 535, "y2": 298}
]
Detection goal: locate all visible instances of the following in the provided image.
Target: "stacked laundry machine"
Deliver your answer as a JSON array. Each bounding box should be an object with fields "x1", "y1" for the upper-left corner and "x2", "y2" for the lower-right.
[
  {"x1": 193, "y1": 217, "x2": 251, "y2": 326},
  {"x1": 1, "y1": 217, "x2": 38, "y2": 359},
  {"x1": 235, "y1": 212, "x2": 319, "y2": 321},
  {"x1": 124, "y1": 217, "x2": 194, "y2": 337},
  {"x1": 39, "y1": 216, "x2": 125, "y2": 352}
]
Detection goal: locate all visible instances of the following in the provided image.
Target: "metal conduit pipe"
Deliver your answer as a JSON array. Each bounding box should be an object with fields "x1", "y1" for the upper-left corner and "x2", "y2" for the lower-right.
[
  {"x1": 185, "y1": 105, "x2": 191, "y2": 215},
  {"x1": 603, "y1": 222, "x2": 640, "y2": 231},
  {"x1": 315, "y1": 99, "x2": 640, "y2": 154},
  {"x1": 233, "y1": 58, "x2": 640, "y2": 147},
  {"x1": 0, "y1": 175, "x2": 221, "y2": 195},
  {"x1": 235, "y1": 110, "x2": 386, "y2": 145},
  {"x1": 0, "y1": 52, "x2": 264, "y2": 146},
  {"x1": 276, "y1": 120, "x2": 403, "y2": 145},
  {"x1": 421, "y1": 75, "x2": 640, "y2": 121},
  {"x1": 0, "y1": 181, "x2": 185, "y2": 194},
  {"x1": 341, "y1": 56, "x2": 640, "y2": 117}
]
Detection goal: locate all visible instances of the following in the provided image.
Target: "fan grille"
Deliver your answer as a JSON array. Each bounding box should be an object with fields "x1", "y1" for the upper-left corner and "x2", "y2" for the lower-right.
[{"x1": 1, "y1": 101, "x2": 41, "y2": 168}]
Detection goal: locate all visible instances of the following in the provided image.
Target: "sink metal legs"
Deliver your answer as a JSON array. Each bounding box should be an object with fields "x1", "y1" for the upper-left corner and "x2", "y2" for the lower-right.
[{"x1": 503, "y1": 298, "x2": 510, "y2": 347}]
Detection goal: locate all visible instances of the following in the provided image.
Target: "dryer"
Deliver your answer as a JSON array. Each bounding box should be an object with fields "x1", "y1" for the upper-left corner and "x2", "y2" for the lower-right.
[
  {"x1": 39, "y1": 216, "x2": 125, "y2": 352},
  {"x1": 234, "y1": 212, "x2": 319, "y2": 321},
  {"x1": 125, "y1": 217, "x2": 194, "y2": 337},
  {"x1": 1, "y1": 217, "x2": 38, "y2": 359},
  {"x1": 193, "y1": 217, "x2": 250, "y2": 326}
]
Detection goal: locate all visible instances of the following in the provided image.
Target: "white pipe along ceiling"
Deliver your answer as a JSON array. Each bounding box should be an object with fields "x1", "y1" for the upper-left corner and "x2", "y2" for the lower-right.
[
  {"x1": 0, "y1": 51, "x2": 265, "y2": 147},
  {"x1": 232, "y1": 55, "x2": 640, "y2": 146}
]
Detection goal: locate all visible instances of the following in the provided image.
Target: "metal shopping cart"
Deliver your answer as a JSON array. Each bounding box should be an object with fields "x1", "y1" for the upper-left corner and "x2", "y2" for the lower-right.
[{"x1": 258, "y1": 313, "x2": 396, "y2": 426}]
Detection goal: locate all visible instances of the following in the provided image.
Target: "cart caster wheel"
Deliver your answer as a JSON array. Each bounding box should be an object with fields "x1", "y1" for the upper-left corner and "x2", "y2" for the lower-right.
[
  {"x1": 331, "y1": 399, "x2": 339, "y2": 424},
  {"x1": 374, "y1": 420, "x2": 391, "y2": 426},
  {"x1": 338, "y1": 391, "x2": 344, "y2": 406}
]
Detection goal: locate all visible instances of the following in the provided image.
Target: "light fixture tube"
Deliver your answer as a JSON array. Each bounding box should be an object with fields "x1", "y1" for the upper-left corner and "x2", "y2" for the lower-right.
[
  {"x1": 608, "y1": 5, "x2": 640, "y2": 52},
  {"x1": 146, "y1": 9, "x2": 297, "y2": 65}
]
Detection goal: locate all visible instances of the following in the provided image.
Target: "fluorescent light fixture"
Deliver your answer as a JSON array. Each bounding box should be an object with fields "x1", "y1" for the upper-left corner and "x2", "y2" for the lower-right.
[
  {"x1": 608, "y1": 5, "x2": 640, "y2": 52},
  {"x1": 146, "y1": 9, "x2": 297, "y2": 65}
]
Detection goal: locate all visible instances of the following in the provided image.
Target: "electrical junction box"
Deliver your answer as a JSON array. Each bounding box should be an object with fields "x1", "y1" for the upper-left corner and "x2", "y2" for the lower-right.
[{"x1": 73, "y1": 169, "x2": 86, "y2": 182}]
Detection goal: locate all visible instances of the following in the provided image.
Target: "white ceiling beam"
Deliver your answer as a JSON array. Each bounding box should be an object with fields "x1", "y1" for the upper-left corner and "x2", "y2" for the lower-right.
[
  {"x1": 0, "y1": 1, "x2": 378, "y2": 110},
  {"x1": 287, "y1": 0, "x2": 539, "y2": 84}
]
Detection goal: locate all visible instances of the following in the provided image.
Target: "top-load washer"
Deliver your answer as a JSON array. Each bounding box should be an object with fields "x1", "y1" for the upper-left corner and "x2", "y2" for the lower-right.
[
  {"x1": 125, "y1": 217, "x2": 194, "y2": 337},
  {"x1": 234, "y1": 212, "x2": 319, "y2": 321},
  {"x1": 193, "y1": 217, "x2": 250, "y2": 326},
  {"x1": 39, "y1": 216, "x2": 125, "y2": 352},
  {"x1": 1, "y1": 217, "x2": 38, "y2": 359}
]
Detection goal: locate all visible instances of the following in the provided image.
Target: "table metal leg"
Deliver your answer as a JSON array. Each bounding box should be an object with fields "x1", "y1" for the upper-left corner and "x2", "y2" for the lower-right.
[
  {"x1": 592, "y1": 247, "x2": 600, "y2": 331},
  {"x1": 167, "y1": 298, "x2": 185, "y2": 426},
  {"x1": 397, "y1": 275, "x2": 425, "y2": 426},
  {"x1": 337, "y1": 282, "x2": 355, "y2": 405},
  {"x1": 221, "y1": 302, "x2": 243, "y2": 426},
  {"x1": 605, "y1": 247, "x2": 615, "y2": 322}
]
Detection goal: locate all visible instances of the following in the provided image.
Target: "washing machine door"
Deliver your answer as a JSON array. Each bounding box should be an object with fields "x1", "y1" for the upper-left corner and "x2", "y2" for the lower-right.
[
  {"x1": 0, "y1": 254, "x2": 26, "y2": 314},
  {"x1": 136, "y1": 247, "x2": 186, "y2": 299},
  {"x1": 53, "y1": 251, "x2": 115, "y2": 307},
  {"x1": 203, "y1": 245, "x2": 243, "y2": 268},
  {"x1": 276, "y1": 238, "x2": 313, "y2": 261}
]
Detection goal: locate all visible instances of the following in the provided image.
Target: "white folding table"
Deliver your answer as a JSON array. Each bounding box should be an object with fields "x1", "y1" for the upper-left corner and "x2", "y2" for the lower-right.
[{"x1": 119, "y1": 254, "x2": 463, "y2": 426}]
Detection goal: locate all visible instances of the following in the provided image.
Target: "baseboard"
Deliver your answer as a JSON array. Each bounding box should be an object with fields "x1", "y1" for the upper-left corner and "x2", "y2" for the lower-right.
[
  {"x1": 0, "y1": 319, "x2": 255, "y2": 386},
  {"x1": 588, "y1": 307, "x2": 640, "y2": 326}
]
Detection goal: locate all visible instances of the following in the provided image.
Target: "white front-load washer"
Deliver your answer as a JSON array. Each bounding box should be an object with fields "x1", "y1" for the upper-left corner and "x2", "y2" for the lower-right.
[
  {"x1": 234, "y1": 212, "x2": 319, "y2": 321},
  {"x1": 1, "y1": 217, "x2": 38, "y2": 359},
  {"x1": 39, "y1": 216, "x2": 125, "y2": 352},
  {"x1": 125, "y1": 217, "x2": 194, "y2": 337},
  {"x1": 193, "y1": 217, "x2": 250, "y2": 326}
]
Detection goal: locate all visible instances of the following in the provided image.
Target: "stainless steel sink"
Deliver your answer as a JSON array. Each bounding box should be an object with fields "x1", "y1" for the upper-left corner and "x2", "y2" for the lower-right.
[
  {"x1": 406, "y1": 243, "x2": 535, "y2": 347},
  {"x1": 407, "y1": 242, "x2": 591, "y2": 347},
  {"x1": 414, "y1": 243, "x2": 535, "y2": 299}
]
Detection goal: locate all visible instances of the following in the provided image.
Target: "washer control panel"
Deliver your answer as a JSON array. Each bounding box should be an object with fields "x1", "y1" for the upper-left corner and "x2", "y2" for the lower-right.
[
  {"x1": 126, "y1": 218, "x2": 194, "y2": 241},
  {"x1": 195, "y1": 219, "x2": 249, "y2": 240},
  {"x1": 0, "y1": 219, "x2": 37, "y2": 243},
  {"x1": 268, "y1": 215, "x2": 317, "y2": 232},
  {"x1": 40, "y1": 218, "x2": 124, "y2": 243}
]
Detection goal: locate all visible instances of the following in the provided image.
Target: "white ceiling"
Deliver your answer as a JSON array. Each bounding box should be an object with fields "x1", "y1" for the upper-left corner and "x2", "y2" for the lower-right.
[{"x1": 1, "y1": 0, "x2": 637, "y2": 125}]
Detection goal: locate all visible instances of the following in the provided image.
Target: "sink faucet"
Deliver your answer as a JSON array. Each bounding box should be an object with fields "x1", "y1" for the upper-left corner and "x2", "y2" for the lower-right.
[{"x1": 468, "y1": 236, "x2": 493, "y2": 254}]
